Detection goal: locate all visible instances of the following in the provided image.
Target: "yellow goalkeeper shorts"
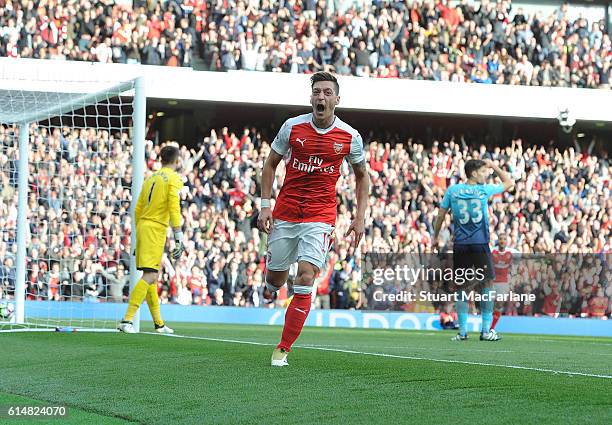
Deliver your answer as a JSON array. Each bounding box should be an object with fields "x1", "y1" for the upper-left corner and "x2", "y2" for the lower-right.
[{"x1": 135, "y1": 220, "x2": 167, "y2": 272}]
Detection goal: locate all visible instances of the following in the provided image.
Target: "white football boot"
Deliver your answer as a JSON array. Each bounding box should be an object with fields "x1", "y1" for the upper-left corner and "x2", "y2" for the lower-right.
[
  {"x1": 451, "y1": 333, "x2": 469, "y2": 341},
  {"x1": 271, "y1": 348, "x2": 289, "y2": 367},
  {"x1": 480, "y1": 329, "x2": 502, "y2": 341},
  {"x1": 155, "y1": 324, "x2": 174, "y2": 334},
  {"x1": 118, "y1": 321, "x2": 137, "y2": 333}
]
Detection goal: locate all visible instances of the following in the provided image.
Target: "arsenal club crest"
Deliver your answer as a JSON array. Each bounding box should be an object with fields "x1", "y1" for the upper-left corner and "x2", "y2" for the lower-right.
[{"x1": 333, "y1": 142, "x2": 343, "y2": 154}]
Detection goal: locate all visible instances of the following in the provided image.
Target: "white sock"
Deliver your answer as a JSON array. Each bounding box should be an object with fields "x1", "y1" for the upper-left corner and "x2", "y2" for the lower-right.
[
  {"x1": 266, "y1": 282, "x2": 280, "y2": 293},
  {"x1": 293, "y1": 285, "x2": 313, "y2": 295}
]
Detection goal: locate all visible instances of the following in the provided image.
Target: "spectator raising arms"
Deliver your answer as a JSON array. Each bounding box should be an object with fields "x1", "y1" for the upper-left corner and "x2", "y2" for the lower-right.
[
  {"x1": 0, "y1": 123, "x2": 609, "y2": 318},
  {"x1": 0, "y1": 1, "x2": 609, "y2": 88}
]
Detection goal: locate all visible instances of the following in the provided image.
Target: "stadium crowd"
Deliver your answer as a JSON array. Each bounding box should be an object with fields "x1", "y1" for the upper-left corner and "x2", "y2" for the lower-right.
[
  {"x1": 0, "y1": 0, "x2": 610, "y2": 88},
  {"x1": 0, "y1": 121, "x2": 610, "y2": 318}
]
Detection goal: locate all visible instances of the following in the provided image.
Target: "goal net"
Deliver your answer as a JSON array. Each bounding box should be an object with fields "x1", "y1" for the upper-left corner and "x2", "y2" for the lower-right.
[{"x1": 0, "y1": 75, "x2": 146, "y2": 332}]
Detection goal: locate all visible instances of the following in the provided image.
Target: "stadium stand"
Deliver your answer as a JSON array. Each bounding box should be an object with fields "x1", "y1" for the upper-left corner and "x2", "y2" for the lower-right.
[
  {"x1": 0, "y1": 0, "x2": 609, "y2": 88},
  {"x1": 0, "y1": 123, "x2": 609, "y2": 316}
]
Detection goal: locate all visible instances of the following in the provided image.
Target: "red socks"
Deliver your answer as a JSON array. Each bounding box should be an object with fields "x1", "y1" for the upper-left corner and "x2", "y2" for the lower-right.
[
  {"x1": 277, "y1": 293, "x2": 311, "y2": 352},
  {"x1": 491, "y1": 310, "x2": 501, "y2": 330}
]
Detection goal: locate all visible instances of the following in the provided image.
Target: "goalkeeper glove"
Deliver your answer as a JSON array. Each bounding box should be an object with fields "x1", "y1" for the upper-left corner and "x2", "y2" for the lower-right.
[{"x1": 172, "y1": 231, "x2": 184, "y2": 260}]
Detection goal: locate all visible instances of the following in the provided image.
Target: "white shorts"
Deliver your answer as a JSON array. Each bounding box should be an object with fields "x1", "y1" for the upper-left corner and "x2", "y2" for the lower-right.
[{"x1": 266, "y1": 219, "x2": 334, "y2": 271}]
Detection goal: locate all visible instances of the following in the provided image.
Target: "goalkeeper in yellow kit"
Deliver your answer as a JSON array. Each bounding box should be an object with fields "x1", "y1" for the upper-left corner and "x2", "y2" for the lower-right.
[{"x1": 118, "y1": 145, "x2": 185, "y2": 334}]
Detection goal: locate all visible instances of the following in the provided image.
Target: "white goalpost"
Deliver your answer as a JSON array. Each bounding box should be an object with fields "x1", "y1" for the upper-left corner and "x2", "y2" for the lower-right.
[{"x1": 0, "y1": 74, "x2": 146, "y2": 332}]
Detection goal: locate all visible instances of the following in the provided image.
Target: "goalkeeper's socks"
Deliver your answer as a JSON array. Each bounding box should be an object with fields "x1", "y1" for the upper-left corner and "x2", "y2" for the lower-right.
[
  {"x1": 490, "y1": 310, "x2": 501, "y2": 330},
  {"x1": 146, "y1": 283, "x2": 164, "y2": 327},
  {"x1": 481, "y1": 287, "x2": 494, "y2": 334},
  {"x1": 124, "y1": 279, "x2": 149, "y2": 322},
  {"x1": 277, "y1": 286, "x2": 312, "y2": 352},
  {"x1": 456, "y1": 298, "x2": 469, "y2": 337}
]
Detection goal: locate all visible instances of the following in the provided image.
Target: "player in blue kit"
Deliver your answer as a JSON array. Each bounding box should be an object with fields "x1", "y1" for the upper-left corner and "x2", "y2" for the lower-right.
[{"x1": 433, "y1": 159, "x2": 514, "y2": 341}]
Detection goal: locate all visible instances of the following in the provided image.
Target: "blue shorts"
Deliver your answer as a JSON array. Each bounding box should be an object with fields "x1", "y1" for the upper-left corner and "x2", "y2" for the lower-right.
[{"x1": 453, "y1": 243, "x2": 495, "y2": 283}]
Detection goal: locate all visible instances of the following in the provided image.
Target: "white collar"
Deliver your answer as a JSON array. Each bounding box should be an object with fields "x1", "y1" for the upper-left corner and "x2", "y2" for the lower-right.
[{"x1": 309, "y1": 114, "x2": 337, "y2": 134}]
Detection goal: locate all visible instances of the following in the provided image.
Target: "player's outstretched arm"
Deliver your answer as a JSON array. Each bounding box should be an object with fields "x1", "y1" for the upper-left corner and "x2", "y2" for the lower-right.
[
  {"x1": 485, "y1": 159, "x2": 514, "y2": 192},
  {"x1": 345, "y1": 159, "x2": 370, "y2": 248},
  {"x1": 258, "y1": 150, "x2": 283, "y2": 234}
]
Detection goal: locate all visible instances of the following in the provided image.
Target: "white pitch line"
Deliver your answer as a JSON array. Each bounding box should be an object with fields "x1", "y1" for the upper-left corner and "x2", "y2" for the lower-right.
[
  {"x1": 300, "y1": 343, "x2": 612, "y2": 357},
  {"x1": 300, "y1": 343, "x2": 514, "y2": 353},
  {"x1": 0, "y1": 328, "x2": 119, "y2": 333},
  {"x1": 142, "y1": 332, "x2": 612, "y2": 380},
  {"x1": 538, "y1": 339, "x2": 612, "y2": 347}
]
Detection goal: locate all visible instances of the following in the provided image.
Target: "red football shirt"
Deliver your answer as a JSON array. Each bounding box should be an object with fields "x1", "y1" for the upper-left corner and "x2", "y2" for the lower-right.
[
  {"x1": 589, "y1": 297, "x2": 608, "y2": 317},
  {"x1": 492, "y1": 248, "x2": 513, "y2": 283},
  {"x1": 271, "y1": 113, "x2": 365, "y2": 225}
]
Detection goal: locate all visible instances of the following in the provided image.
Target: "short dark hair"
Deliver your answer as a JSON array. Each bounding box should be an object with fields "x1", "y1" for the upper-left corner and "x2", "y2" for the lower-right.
[
  {"x1": 311, "y1": 72, "x2": 339, "y2": 95},
  {"x1": 464, "y1": 159, "x2": 485, "y2": 179},
  {"x1": 160, "y1": 145, "x2": 180, "y2": 165}
]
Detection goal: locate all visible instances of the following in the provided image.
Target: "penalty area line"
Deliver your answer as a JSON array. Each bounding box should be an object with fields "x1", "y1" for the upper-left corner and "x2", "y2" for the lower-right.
[{"x1": 142, "y1": 332, "x2": 612, "y2": 380}]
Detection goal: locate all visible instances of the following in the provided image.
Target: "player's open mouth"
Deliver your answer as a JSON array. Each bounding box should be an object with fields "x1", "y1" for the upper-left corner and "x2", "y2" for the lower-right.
[{"x1": 316, "y1": 104, "x2": 325, "y2": 112}]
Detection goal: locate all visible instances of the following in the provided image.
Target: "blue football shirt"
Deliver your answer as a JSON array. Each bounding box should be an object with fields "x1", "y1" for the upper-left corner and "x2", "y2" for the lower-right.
[{"x1": 440, "y1": 183, "x2": 504, "y2": 245}]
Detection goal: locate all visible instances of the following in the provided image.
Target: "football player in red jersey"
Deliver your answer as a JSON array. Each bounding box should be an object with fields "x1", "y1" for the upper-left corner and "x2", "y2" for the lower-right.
[
  {"x1": 258, "y1": 72, "x2": 370, "y2": 366},
  {"x1": 490, "y1": 233, "x2": 514, "y2": 331}
]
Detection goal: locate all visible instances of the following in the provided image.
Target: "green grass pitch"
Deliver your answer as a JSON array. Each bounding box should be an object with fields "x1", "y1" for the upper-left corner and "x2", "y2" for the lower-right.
[{"x1": 0, "y1": 323, "x2": 610, "y2": 424}]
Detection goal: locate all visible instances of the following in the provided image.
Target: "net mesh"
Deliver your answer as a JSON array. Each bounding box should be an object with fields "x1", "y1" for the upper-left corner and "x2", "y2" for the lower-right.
[{"x1": 0, "y1": 80, "x2": 137, "y2": 330}]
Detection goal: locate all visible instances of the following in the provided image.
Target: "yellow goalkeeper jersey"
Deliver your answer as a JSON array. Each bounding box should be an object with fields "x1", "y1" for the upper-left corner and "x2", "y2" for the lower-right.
[{"x1": 134, "y1": 167, "x2": 183, "y2": 228}]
